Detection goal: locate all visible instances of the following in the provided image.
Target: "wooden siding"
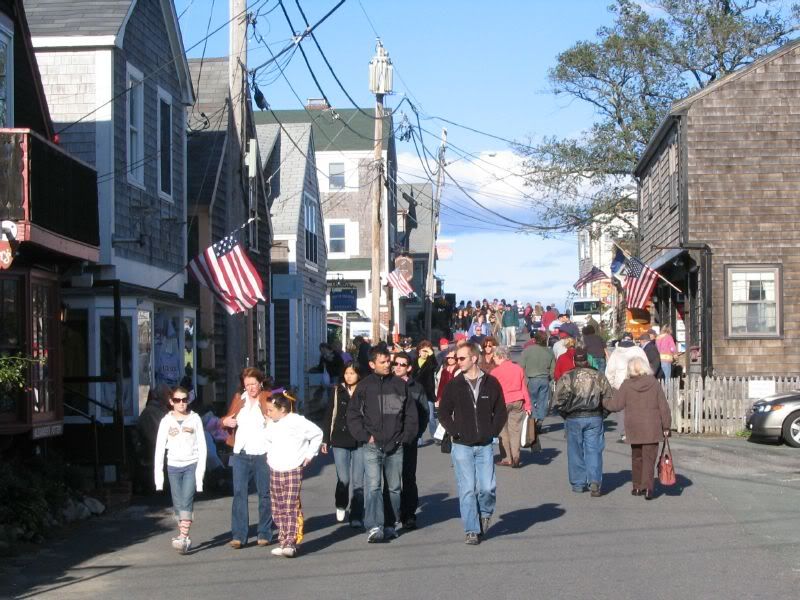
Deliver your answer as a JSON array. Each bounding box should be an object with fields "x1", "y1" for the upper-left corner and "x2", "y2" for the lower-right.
[
  {"x1": 685, "y1": 44, "x2": 800, "y2": 376},
  {"x1": 640, "y1": 124, "x2": 681, "y2": 265},
  {"x1": 273, "y1": 299, "x2": 291, "y2": 385}
]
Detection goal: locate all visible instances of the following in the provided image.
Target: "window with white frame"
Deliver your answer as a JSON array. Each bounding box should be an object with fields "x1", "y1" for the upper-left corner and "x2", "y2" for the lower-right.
[
  {"x1": 305, "y1": 193, "x2": 319, "y2": 263},
  {"x1": 126, "y1": 64, "x2": 144, "y2": 185},
  {"x1": 157, "y1": 88, "x2": 172, "y2": 199},
  {"x1": 328, "y1": 223, "x2": 345, "y2": 254},
  {"x1": 329, "y1": 162, "x2": 345, "y2": 190},
  {"x1": 0, "y1": 21, "x2": 13, "y2": 128},
  {"x1": 726, "y1": 266, "x2": 781, "y2": 338}
]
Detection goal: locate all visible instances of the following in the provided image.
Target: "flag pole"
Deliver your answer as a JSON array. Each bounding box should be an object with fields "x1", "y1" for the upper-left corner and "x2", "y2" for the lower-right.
[
  {"x1": 152, "y1": 217, "x2": 258, "y2": 292},
  {"x1": 612, "y1": 242, "x2": 682, "y2": 294}
]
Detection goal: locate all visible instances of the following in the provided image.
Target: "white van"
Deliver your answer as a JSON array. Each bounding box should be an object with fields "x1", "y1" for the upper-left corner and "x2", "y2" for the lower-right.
[{"x1": 570, "y1": 298, "x2": 603, "y2": 329}]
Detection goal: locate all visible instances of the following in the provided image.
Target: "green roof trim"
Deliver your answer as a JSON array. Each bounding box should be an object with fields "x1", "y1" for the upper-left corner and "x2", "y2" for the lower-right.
[
  {"x1": 327, "y1": 258, "x2": 372, "y2": 271},
  {"x1": 253, "y1": 108, "x2": 392, "y2": 152}
]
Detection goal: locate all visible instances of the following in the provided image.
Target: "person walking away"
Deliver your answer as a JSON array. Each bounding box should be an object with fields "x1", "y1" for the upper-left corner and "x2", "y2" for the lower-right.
[
  {"x1": 154, "y1": 387, "x2": 206, "y2": 553},
  {"x1": 639, "y1": 332, "x2": 664, "y2": 380},
  {"x1": 321, "y1": 362, "x2": 365, "y2": 528},
  {"x1": 656, "y1": 326, "x2": 677, "y2": 381},
  {"x1": 553, "y1": 349, "x2": 612, "y2": 497},
  {"x1": 492, "y1": 347, "x2": 532, "y2": 468},
  {"x1": 221, "y1": 368, "x2": 274, "y2": 548},
  {"x1": 390, "y1": 353, "x2": 429, "y2": 530},
  {"x1": 346, "y1": 347, "x2": 418, "y2": 543},
  {"x1": 552, "y1": 330, "x2": 571, "y2": 361},
  {"x1": 521, "y1": 331, "x2": 555, "y2": 431},
  {"x1": 413, "y1": 340, "x2": 438, "y2": 442},
  {"x1": 582, "y1": 325, "x2": 607, "y2": 372},
  {"x1": 264, "y1": 394, "x2": 323, "y2": 557},
  {"x1": 554, "y1": 337, "x2": 577, "y2": 381},
  {"x1": 438, "y1": 343, "x2": 508, "y2": 545},
  {"x1": 603, "y1": 357, "x2": 671, "y2": 500},
  {"x1": 479, "y1": 337, "x2": 499, "y2": 374},
  {"x1": 605, "y1": 333, "x2": 648, "y2": 443},
  {"x1": 502, "y1": 303, "x2": 518, "y2": 347}
]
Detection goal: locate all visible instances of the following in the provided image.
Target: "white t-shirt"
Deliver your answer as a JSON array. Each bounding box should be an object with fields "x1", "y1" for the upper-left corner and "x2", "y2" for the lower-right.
[{"x1": 233, "y1": 396, "x2": 269, "y2": 455}]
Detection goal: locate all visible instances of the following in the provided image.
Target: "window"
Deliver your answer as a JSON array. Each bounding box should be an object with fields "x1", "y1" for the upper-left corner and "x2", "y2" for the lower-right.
[
  {"x1": 304, "y1": 193, "x2": 318, "y2": 263},
  {"x1": 329, "y1": 162, "x2": 345, "y2": 190},
  {"x1": 0, "y1": 277, "x2": 22, "y2": 417},
  {"x1": 0, "y1": 22, "x2": 13, "y2": 127},
  {"x1": 726, "y1": 266, "x2": 781, "y2": 338},
  {"x1": 30, "y1": 282, "x2": 55, "y2": 415},
  {"x1": 126, "y1": 64, "x2": 144, "y2": 186},
  {"x1": 157, "y1": 89, "x2": 172, "y2": 199},
  {"x1": 669, "y1": 142, "x2": 678, "y2": 209},
  {"x1": 328, "y1": 223, "x2": 345, "y2": 253}
]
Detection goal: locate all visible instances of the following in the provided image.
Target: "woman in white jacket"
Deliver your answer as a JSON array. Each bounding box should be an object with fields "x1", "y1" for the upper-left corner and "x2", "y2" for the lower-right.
[
  {"x1": 153, "y1": 387, "x2": 207, "y2": 554},
  {"x1": 604, "y1": 334, "x2": 648, "y2": 442},
  {"x1": 264, "y1": 394, "x2": 323, "y2": 558}
]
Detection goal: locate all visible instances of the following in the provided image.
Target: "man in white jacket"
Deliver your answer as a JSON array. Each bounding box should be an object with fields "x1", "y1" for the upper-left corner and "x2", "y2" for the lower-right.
[{"x1": 605, "y1": 333, "x2": 648, "y2": 443}]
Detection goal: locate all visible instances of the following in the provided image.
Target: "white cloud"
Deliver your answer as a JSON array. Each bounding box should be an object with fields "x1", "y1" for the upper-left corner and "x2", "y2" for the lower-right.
[{"x1": 437, "y1": 231, "x2": 578, "y2": 308}]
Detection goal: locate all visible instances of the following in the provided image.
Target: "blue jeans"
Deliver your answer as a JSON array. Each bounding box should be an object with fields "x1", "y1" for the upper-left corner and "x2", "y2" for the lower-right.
[
  {"x1": 231, "y1": 452, "x2": 274, "y2": 543},
  {"x1": 332, "y1": 446, "x2": 364, "y2": 521},
  {"x1": 565, "y1": 416, "x2": 605, "y2": 491},
  {"x1": 363, "y1": 443, "x2": 403, "y2": 531},
  {"x1": 427, "y1": 400, "x2": 437, "y2": 437},
  {"x1": 528, "y1": 376, "x2": 551, "y2": 423},
  {"x1": 451, "y1": 443, "x2": 496, "y2": 534},
  {"x1": 167, "y1": 464, "x2": 196, "y2": 521},
  {"x1": 661, "y1": 361, "x2": 672, "y2": 381}
]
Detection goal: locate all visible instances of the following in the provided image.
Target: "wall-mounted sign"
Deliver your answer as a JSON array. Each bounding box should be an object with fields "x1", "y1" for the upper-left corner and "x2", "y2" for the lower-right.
[
  {"x1": 32, "y1": 423, "x2": 64, "y2": 440},
  {"x1": 330, "y1": 287, "x2": 358, "y2": 311}
]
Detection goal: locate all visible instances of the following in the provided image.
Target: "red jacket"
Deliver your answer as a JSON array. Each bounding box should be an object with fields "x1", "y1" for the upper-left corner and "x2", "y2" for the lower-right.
[
  {"x1": 491, "y1": 360, "x2": 531, "y2": 412},
  {"x1": 436, "y1": 367, "x2": 456, "y2": 402},
  {"x1": 554, "y1": 348, "x2": 576, "y2": 382}
]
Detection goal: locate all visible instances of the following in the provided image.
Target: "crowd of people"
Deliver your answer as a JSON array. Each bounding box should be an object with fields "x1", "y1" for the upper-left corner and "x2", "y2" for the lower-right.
[{"x1": 148, "y1": 301, "x2": 679, "y2": 556}]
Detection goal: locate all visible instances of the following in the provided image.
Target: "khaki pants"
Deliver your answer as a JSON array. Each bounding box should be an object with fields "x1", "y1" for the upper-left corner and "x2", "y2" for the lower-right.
[{"x1": 498, "y1": 400, "x2": 526, "y2": 465}]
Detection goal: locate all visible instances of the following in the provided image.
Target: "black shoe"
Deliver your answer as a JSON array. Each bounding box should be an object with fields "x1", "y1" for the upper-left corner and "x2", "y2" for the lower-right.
[
  {"x1": 465, "y1": 532, "x2": 480, "y2": 545},
  {"x1": 644, "y1": 489, "x2": 654, "y2": 500},
  {"x1": 403, "y1": 516, "x2": 417, "y2": 530}
]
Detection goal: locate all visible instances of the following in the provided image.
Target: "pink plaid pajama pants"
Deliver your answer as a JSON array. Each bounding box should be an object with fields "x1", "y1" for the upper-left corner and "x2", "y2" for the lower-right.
[{"x1": 270, "y1": 467, "x2": 303, "y2": 547}]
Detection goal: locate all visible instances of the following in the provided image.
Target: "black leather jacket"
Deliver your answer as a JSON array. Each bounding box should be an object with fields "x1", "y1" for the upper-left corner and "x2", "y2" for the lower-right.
[
  {"x1": 346, "y1": 373, "x2": 418, "y2": 451},
  {"x1": 554, "y1": 367, "x2": 613, "y2": 419}
]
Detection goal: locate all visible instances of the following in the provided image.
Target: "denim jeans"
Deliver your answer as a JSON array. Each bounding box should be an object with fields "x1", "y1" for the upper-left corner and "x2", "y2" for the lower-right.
[
  {"x1": 528, "y1": 376, "x2": 551, "y2": 423},
  {"x1": 363, "y1": 443, "x2": 403, "y2": 531},
  {"x1": 427, "y1": 400, "x2": 437, "y2": 437},
  {"x1": 450, "y1": 443, "x2": 496, "y2": 534},
  {"x1": 565, "y1": 416, "x2": 605, "y2": 491},
  {"x1": 167, "y1": 464, "x2": 196, "y2": 521},
  {"x1": 661, "y1": 361, "x2": 672, "y2": 381},
  {"x1": 332, "y1": 446, "x2": 364, "y2": 521},
  {"x1": 231, "y1": 452, "x2": 274, "y2": 543}
]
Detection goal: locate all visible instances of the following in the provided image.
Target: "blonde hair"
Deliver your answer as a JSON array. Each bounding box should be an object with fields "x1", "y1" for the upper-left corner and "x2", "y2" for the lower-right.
[
  {"x1": 563, "y1": 337, "x2": 576, "y2": 350},
  {"x1": 627, "y1": 357, "x2": 653, "y2": 378},
  {"x1": 661, "y1": 325, "x2": 672, "y2": 335}
]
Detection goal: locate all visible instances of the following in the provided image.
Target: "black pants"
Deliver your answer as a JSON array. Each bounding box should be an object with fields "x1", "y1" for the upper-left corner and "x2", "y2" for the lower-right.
[{"x1": 383, "y1": 441, "x2": 418, "y2": 524}]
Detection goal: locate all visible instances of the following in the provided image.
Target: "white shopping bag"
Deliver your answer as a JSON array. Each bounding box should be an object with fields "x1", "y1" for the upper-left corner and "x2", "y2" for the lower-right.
[{"x1": 433, "y1": 423, "x2": 447, "y2": 441}]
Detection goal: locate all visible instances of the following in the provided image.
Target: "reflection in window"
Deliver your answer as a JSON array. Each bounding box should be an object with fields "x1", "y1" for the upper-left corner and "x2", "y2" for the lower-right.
[
  {"x1": 31, "y1": 284, "x2": 53, "y2": 414},
  {"x1": 0, "y1": 277, "x2": 22, "y2": 416},
  {"x1": 100, "y1": 316, "x2": 134, "y2": 416},
  {"x1": 329, "y1": 162, "x2": 345, "y2": 190},
  {"x1": 728, "y1": 268, "x2": 779, "y2": 337},
  {"x1": 138, "y1": 311, "x2": 152, "y2": 415}
]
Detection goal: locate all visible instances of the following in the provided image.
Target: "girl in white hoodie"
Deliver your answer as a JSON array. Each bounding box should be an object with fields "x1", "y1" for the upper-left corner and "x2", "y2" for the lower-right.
[
  {"x1": 264, "y1": 394, "x2": 323, "y2": 558},
  {"x1": 154, "y1": 387, "x2": 207, "y2": 554}
]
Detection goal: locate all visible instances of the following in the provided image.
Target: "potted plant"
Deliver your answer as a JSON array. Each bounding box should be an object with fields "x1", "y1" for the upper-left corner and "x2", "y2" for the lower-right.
[{"x1": 195, "y1": 331, "x2": 212, "y2": 350}]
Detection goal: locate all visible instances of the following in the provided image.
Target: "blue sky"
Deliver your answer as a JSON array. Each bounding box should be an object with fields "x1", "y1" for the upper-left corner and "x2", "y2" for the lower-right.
[{"x1": 173, "y1": 0, "x2": 628, "y2": 307}]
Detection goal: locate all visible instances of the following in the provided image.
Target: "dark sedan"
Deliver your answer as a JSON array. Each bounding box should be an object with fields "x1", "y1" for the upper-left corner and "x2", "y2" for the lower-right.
[{"x1": 747, "y1": 392, "x2": 800, "y2": 447}]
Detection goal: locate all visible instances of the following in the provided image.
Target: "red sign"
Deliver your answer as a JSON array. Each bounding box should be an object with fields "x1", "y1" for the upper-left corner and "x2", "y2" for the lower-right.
[{"x1": 0, "y1": 241, "x2": 13, "y2": 270}]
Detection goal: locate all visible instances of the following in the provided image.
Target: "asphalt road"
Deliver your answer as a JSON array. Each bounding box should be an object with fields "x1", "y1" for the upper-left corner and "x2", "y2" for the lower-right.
[{"x1": 3, "y1": 419, "x2": 799, "y2": 600}]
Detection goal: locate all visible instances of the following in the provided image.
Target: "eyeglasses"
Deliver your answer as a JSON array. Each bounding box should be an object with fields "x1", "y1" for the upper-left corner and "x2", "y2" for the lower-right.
[
  {"x1": 172, "y1": 397, "x2": 189, "y2": 403},
  {"x1": 455, "y1": 356, "x2": 470, "y2": 362},
  {"x1": 393, "y1": 362, "x2": 409, "y2": 367},
  {"x1": 446, "y1": 356, "x2": 456, "y2": 361}
]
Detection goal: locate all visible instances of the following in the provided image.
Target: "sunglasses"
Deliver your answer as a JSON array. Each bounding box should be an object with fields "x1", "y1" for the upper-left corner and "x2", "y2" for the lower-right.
[
  {"x1": 446, "y1": 356, "x2": 456, "y2": 361},
  {"x1": 393, "y1": 362, "x2": 409, "y2": 367},
  {"x1": 456, "y1": 356, "x2": 470, "y2": 362},
  {"x1": 172, "y1": 397, "x2": 189, "y2": 403}
]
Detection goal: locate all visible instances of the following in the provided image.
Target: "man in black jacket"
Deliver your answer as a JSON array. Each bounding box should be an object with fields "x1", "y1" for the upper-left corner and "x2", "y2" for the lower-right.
[
  {"x1": 347, "y1": 347, "x2": 418, "y2": 543},
  {"x1": 439, "y1": 343, "x2": 507, "y2": 545},
  {"x1": 639, "y1": 332, "x2": 664, "y2": 380}
]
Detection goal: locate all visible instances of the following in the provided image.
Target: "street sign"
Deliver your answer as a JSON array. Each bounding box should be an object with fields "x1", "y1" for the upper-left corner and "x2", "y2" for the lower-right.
[{"x1": 330, "y1": 287, "x2": 357, "y2": 311}]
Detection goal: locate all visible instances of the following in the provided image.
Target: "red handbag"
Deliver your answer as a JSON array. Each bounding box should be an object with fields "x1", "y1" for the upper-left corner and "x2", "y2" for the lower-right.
[{"x1": 658, "y1": 438, "x2": 676, "y2": 486}]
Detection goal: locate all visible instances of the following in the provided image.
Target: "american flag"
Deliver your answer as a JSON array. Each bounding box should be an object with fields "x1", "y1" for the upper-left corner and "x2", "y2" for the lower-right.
[
  {"x1": 189, "y1": 233, "x2": 265, "y2": 315},
  {"x1": 387, "y1": 269, "x2": 415, "y2": 298},
  {"x1": 573, "y1": 266, "x2": 608, "y2": 290},
  {"x1": 624, "y1": 256, "x2": 658, "y2": 310}
]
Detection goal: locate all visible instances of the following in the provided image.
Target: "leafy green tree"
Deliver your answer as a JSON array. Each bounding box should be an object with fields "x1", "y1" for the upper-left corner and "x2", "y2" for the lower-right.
[{"x1": 518, "y1": 0, "x2": 800, "y2": 240}]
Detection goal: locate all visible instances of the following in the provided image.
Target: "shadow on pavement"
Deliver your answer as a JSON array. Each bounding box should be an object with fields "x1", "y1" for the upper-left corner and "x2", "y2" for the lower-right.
[
  {"x1": 659, "y1": 474, "x2": 693, "y2": 497},
  {"x1": 489, "y1": 503, "x2": 566, "y2": 537},
  {"x1": 602, "y1": 469, "x2": 633, "y2": 494},
  {"x1": 299, "y1": 515, "x2": 362, "y2": 554},
  {"x1": 525, "y1": 447, "x2": 560, "y2": 466},
  {"x1": 417, "y1": 492, "x2": 461, "y2": 527}
]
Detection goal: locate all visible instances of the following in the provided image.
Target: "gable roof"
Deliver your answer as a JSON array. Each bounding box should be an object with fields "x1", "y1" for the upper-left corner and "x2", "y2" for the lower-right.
[
  {"x1": 26, "y1": 0, "x2": 194, "y2": 104},
  {"x1": 253, "y1": 108, "x2": 392, "y2": 152},
  {"x1": 256, "y1": 122, "x2": 315, "y2": 236}
]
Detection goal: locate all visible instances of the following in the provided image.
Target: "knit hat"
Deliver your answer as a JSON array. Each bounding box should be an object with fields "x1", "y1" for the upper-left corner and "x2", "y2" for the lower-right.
[{"x1": 439, "y1": 337, "x2": 449, "y2": 346}]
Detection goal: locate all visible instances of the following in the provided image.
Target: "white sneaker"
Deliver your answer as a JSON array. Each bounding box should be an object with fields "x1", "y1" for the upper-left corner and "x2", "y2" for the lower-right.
[
  {"x1": 271, "y1": 547, "x2": 284, "y2": 556},
  {"x1": 282, "y1": 546, "x2": 297, "y2": 558},
  {"x1": 335, "y1": 508, "x2": 346, "y2": 522},
  {"x1": 171, "y1": 537, "x2": 183, "y2": 551},
  {"x1": 367, "y1": 527, "x2": 384, "y2": 543}
]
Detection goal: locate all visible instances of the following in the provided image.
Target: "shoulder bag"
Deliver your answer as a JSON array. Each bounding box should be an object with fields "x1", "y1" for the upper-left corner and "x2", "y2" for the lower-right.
[{"x1": 658, "y1": 438, "x2": 676, "y2": 486}]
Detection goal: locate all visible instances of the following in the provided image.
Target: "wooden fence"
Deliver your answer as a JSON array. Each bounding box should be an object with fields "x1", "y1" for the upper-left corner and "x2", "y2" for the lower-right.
[{"x1": 664, "y1": 376, "x2": 800, "y2": 435}]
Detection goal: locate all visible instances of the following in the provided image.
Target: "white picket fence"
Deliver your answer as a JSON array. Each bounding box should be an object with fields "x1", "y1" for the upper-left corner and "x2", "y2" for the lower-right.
[{"x1": 664, "y1": 376, "x2": 800, "y2": 435}]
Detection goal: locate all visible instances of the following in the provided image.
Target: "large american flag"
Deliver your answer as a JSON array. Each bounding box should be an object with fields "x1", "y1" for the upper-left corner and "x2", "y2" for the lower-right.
[
  {"x1": 189, "y1": 233, "x2": 265, "y2": 315},
  {"x1": 624, "y1": 256, "x2": 658, "y2": 310},
  {"x1": 387, "y1": 269, "x2": 415, "y2": 298},
  {"x1": 574, "y1": 266, "x2": 608, "y2": 290}
]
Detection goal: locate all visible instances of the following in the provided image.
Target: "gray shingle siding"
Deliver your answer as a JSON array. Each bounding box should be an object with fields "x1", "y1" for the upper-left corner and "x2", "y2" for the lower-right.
[{"x1": 25, "y1": 0, "x2": 132, "y2": 38}]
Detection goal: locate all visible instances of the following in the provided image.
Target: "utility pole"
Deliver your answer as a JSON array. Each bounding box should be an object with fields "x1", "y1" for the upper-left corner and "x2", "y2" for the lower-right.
[
  {"x1": 369, "y1": 40, "x2": 393, "y2": 343},
  {"x1": 425, "y1": 128, "x2": 447, "y2": 339}
]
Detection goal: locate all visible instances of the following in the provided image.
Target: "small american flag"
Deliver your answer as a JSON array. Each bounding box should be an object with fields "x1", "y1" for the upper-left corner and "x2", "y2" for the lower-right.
[
  {"x1": 189, "y1": 233, "x2": 265, "y2": 315},
  {"x1": 624, "y1": 256, "x2": 658, "y2": 310},
  {"x1": 387, "y1": 269, "x2": 415, "y2": 298},
  {"x1": 574, "y1": 266, "x2": 608, "y2": 290}
]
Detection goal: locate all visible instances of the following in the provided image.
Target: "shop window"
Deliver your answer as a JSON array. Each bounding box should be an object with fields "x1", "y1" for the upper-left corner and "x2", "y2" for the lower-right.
[
  {"x1": 30, "y1": 283, "x2": 55, "y2": 415},
  {"x1": 100, "y1": 316, "x2": 134, "y2": 417},
  {"x1": 0, "y1": 23, "x2": 12, "y2": 128},
  {"x1": 154, "y1": 312, "x2": 183, "y2": 389},
  {"x1": 138, "y1": 310, "x2": 153, "y2": 415},
  {"x1": 62, "y1": 309, "x2": 89, "y2": 416},
  {"x1": 0, "y1": 277, "x2": 22, "y2": 417}
]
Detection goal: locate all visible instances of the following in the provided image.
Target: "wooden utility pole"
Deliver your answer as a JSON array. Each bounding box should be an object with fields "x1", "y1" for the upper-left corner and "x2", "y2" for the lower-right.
[{"x1": 424, "y1": 128, "x2": 447, "y2": 339}]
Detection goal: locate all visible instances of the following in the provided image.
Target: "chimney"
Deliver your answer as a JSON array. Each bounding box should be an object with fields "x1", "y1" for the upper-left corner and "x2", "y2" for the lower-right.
[{"x1": 306, "y1": 98, "x2": 330, "y2": 110}]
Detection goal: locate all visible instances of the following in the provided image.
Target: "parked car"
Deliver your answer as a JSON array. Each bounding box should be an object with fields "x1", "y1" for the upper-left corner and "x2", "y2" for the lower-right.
[{"x1": 746, "y1": 392, "x2": 800, "y2": 447}]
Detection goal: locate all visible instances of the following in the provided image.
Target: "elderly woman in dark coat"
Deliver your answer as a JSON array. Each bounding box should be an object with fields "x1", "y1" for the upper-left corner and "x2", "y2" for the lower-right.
[{"x1": 603, "y1": 357, "x2": 672, "y2": 500}]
